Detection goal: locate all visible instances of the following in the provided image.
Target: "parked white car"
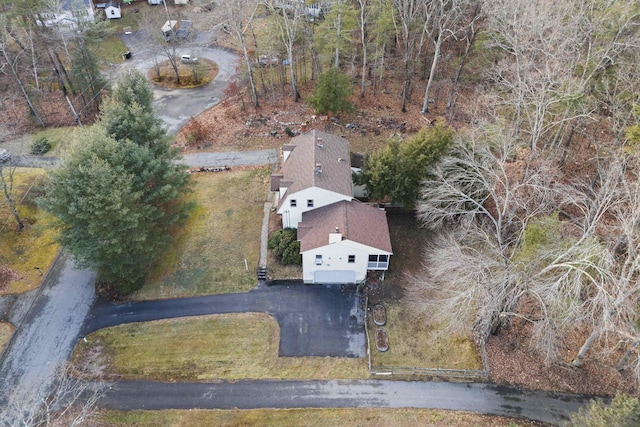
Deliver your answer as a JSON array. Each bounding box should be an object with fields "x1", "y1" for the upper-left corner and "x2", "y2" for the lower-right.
[{"x1": 180, "y1": 54, "x2": 198, "y2": 64}]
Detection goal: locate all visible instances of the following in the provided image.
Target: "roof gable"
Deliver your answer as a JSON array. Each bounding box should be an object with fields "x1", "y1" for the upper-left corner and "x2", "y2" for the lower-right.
[{"x1": 298, "y1": 200, "x2": 392, "y2": 253}]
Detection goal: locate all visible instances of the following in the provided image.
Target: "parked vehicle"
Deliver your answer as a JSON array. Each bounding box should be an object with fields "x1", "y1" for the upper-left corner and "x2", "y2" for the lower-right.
[
  {"x1": 180, "y1": 54, "x2": 198, "y2": 64},
  {"x1": 0, "y1": 149, "x2": 11, "y2": 163}
]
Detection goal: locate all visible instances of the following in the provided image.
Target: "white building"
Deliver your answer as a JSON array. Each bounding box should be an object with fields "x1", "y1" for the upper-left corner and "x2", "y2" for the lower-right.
[
  {"x1": 298, "y1": 200, "x2": 392, "y2": 284},
  {"x1": 274, "y1": 130, "x2": 353, "y2": 229},
  {"x1": 272, "y1": 130, "x2": 392, "y2": 284},
  {"x1": 104, "y1": 0, "x2": 121, "y2": 19}
]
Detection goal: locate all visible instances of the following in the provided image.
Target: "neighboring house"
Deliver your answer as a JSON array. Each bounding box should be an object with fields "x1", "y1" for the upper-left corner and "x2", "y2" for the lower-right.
[
  {"x1": 174, "y1": 0, "x2": 189, "y2": 4},
  {"x1": 297, "y1": 200, "x2": 392, "y2": 284},
  {"x1": 148, "y1": 0, "x2": 164, "y2": 4},
  {"x1": 274, "y1": 130, "x2": 353, "y2": 228},
  {"x1": 36, "y1": 0, "x2": 94, "y2": 30},
  {"x1": 104, "y1": 0, "x2": 121, "y2": 19}
]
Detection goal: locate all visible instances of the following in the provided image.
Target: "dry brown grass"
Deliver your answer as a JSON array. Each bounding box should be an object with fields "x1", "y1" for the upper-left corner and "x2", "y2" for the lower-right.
[
  {"x1": 0, "y1": 168, "x2": 60, "y2": 294},
  {"x1": 148, "y1": 59, "x2": 218, "y2": 89},
  {"x1": 99, "y1": 408, "x2": 538, "y2": 427},
  {"x1": 72, "y1": 313, "x2": 367, "y2": 382},
  {"x1": 132, "y1": 167, "x2": 269, "y2": 299},
  {"x1": 0, "y1": 321, "x2": 15, "y2": 354}
]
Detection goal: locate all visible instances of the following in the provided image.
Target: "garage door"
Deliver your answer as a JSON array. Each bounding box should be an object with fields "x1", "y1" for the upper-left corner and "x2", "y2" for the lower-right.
[{"x1": 314, "y1": 270, "x2": 356, "y2": 284}]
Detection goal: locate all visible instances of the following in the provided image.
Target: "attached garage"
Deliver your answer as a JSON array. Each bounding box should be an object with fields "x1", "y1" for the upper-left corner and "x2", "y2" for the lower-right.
[{"x1": 314, "y1": 270, "x2": 356, "y2": 284}]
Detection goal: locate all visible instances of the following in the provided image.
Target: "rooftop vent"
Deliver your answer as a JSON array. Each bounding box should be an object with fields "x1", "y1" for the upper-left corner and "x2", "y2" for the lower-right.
[
  {"x1": 316, "y1": 137, "x2": 323, "y2": 148},
  {"x1": 315, "y1": 163, "x2": 323, "y2": 174}
]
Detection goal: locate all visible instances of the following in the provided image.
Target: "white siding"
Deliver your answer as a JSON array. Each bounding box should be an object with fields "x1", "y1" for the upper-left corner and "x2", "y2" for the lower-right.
[
  {"x1": 302, "y1": 240, "x2": 391, "y2": 284},
  {"x1": 278, "y1": 187, "x2": 351, "y2": 228}
]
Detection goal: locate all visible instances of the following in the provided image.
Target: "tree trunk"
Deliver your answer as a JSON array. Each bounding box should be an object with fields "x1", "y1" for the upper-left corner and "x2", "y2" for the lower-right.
[
  {"x1": 616, "y1": 340, "x2": 639, "y2": 371},
  {"x1": 240, "y1": 32, "x2": 259, "y2": 109},
  {"x1": 1, "y1": 48, "x2": 45, "y2": 127},
  {"x1": 572, "y1": 329, "x2": 599, "y2": 367},
  {"x1": 0, "y1": 167, "x2": 24, "y2": 231},
  {"x1": 421, "y1": 35, "x2": 442, "y2": 114}
]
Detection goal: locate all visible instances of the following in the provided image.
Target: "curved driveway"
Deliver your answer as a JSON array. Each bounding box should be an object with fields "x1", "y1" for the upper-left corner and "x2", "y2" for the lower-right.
[
  {"x1": 99, "y1": 379, "x2": 592, "y2": 425},
  {"x1": 112, "y1": 30, "x2": 239, "y2": 134},
  {"x1": 83, "y1": 282, "x2": 365, "y2": 358}
]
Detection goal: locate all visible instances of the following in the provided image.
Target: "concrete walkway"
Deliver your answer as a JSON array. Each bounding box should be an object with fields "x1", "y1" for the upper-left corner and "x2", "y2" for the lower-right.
[{"x1": 98, "y1": 379, "x2": 593, "y2": 425}]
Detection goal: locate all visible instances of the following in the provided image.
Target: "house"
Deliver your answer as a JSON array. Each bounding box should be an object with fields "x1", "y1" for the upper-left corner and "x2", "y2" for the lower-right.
[
  {"x1": 275, "y1": 130, "x2": 353, "y2": 228},
  {"x1": 174, "y1": 0, "x2": 189, "y2": 4},
  {"x1": 272, "y1": 130, "x2": 393, "y2": 284},
  {"x1": 297, "y1": 200, "x2": 392, "y2": 284},
  {"x1": 148, "y1": 0, "x2": 163, "y2": 5},
  {"x1": 104, "y1": 0, "x2": 121, "y2": 19},
  {"x1": 36, "y1": 0, "x2": 94, "y2": 30}
]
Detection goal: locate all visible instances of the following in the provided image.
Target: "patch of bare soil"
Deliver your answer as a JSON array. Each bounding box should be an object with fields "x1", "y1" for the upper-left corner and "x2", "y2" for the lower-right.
[
  {"x1": 147, "y1": 59, "x2": 218, "y2": 89},
  {"x1": 71, "y1": 343, "x2": 111, "y2": 380},
  {"x1": 486, "y1": 317, "x2": 638, "y2": 397},
  {"x1": 0, "y1": 266, "x2": 20, "y2": 292}
]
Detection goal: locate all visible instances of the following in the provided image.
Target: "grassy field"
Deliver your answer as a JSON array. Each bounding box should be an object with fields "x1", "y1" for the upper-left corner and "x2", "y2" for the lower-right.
[
  {"x1": 72, "y1": 313, "x2": 367, "y2": 381},
  {"x1": 100, "y1": 408, "x2": 536, "y2": 427},
  {"x1": 0, "y1": 322, "x2": 15, "y2": 354},
  {"x1": 1, "y1": 127, "x2": 78, "y2": 157},
  {"x1": 133, "y1": 168, "x2": 268, "y2": 299},
  {"x1": 367, "y1": 213, "x2": 481, "y2": 370},
  {"x1": 0, "y1": 168, "x2": 59, "y2": 294}
]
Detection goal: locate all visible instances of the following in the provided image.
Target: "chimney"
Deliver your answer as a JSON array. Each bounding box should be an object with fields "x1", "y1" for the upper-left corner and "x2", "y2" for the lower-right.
[
  {"x1": 301, "y1": 123, "x2": 308, "y2": 133},
  {"x1": 329, "y1": 229, "x2": 342, "y2": 244}
]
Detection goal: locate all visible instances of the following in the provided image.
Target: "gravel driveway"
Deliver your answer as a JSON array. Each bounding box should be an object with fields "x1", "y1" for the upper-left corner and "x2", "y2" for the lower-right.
[{"x1": 110, "y1": 30, "x2": 239, "y2": 134}]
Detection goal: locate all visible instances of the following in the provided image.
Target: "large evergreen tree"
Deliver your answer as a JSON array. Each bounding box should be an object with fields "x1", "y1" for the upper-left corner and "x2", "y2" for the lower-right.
[
  {"x1": 40, "y1": 72, "x2": 191, "y2": 295},
  {"x1": 357, "y1": 121, "x2": 454, "y2": 209}
]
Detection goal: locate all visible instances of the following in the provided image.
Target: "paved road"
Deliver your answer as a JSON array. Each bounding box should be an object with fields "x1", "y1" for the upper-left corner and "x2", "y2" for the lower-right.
[
  {"x1": 179, "y1": 149, "x2": 278, "y2": 167},
  {"x1": 0, "y1": 252, "x2": 95, "y2": 411},
  {"x1": 98, "y1": 379, "x2": 592, "y2": 425},
  {"x1": 83, "y1": 282, "x2": 365, "y2": 358}
]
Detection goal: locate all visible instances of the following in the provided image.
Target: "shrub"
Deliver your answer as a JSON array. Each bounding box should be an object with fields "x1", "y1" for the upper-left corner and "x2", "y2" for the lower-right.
[
  {"x1": 30, "y1": 137, "x2": 51, "y2": 155},
  {"x1": 268, "y1": 228, "x2": 301, "y2": 265}
]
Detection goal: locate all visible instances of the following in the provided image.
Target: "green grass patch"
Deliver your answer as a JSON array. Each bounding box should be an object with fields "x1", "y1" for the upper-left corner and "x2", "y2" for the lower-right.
[
  {"x1": 73, "y1": 313, "x2": 367, "y2": 381},
  {"x1": 133, "y1": 167, "x2": 268, "y2": 299},
  {"x1": 91, "y1": 35, "x2": 128, "y2": 66},
  {"x1": 100, "y1": 408, "x2": 536, "y2": 426},
  {"x1": 0, "y1": 168, "x2": 60, "y2": 294}
]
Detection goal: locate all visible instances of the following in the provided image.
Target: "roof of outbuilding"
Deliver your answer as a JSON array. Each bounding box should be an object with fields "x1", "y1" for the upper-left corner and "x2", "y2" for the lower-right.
[
  {"x1": 298, "y1": 200, "x2": 393, "y2": 253},
  {"x1": 277, "y1": 130, "x2": 352, "y2": 209}
]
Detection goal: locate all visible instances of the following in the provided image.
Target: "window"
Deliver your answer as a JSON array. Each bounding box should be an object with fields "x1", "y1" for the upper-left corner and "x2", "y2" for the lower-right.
[
  {"x1": 307, "y1": 199, "x2": 314, "y2": 207},
  {"x1": 368, "y1": 254, "x2": 389, "y2": 269},
  {"x1": 348, "y1": 255, "x2": 355, "y2": 263},
  {"x1": 315, "y1": 255, "x2": 323, "y2": 265},
  {"x1": 290, "y1": 199, "x2": 297, "y2": 207}
]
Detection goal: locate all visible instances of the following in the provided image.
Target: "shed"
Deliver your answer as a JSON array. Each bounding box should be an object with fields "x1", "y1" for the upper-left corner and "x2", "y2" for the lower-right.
[{"x1": 104, "y1": 0, "x2": 121, "y2": 19}]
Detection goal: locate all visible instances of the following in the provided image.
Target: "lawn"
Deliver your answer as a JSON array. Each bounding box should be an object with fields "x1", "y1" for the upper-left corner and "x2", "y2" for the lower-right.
[
  {"x1": 132, "y1": 167, "x2": 269, "y2": 299},
  {"x1": 367, "y1": 213, "x2": 481, "y2": 371},
  {"x1": 100, "y1": 408, "x2": 536, "y2": 427},
  {"x1": 0, "y1": 168, "x2": 60, "y2": 294},
  {"x1": 1, "y1": 126, "x2": 78, "y2": 157},
  {"x1": 72, "y1": 313, "x2": 367, "y2": 381},
  {"x1": 0, "y1": 321, "x2": 15, "y2": 354}
]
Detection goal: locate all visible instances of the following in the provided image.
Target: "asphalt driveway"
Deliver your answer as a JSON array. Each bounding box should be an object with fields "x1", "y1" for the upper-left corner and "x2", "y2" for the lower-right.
[
  {"x1": 112, "y1": 30, "x2": 239, "y2": 134},
  {"x1": 83, "y1": 282, "x2": 365, "y2": 358}
]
